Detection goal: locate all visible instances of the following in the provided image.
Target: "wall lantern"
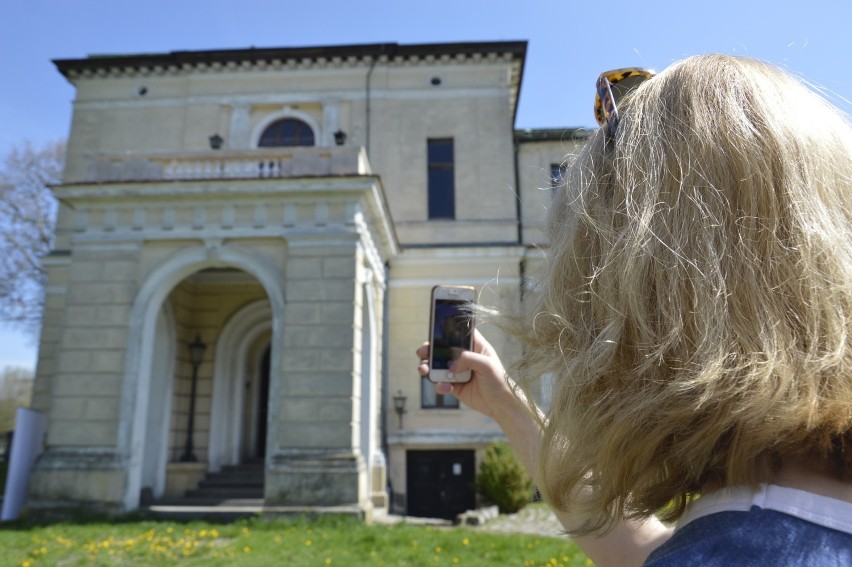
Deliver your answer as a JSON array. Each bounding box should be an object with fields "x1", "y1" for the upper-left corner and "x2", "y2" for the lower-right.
[
  {"x1": 179, "y1": 334, "x2": 208, "y2": 462},
  {"x1": 393, "y1": 390, "x2": 407, "y2": 429},
  {"x1": 208, "y1": 133, "x2": 224, "y2": 150},
  {"x1": 333, "y1": 130, "x2": 347, "y2": 146}
]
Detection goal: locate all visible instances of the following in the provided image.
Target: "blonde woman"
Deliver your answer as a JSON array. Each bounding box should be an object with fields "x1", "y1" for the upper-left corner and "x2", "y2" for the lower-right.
[{"x1": 417, "y1": 55, "x2": 852, "y2": 566}]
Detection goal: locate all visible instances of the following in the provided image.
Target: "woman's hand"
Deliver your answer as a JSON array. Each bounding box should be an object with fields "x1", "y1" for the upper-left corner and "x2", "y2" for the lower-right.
[
  {"x1": 416, "y1": 329, "x2": 525, "y2": 423},
  {"x1": 416, "y1": 329, "x2": 672, "y2": 566}
]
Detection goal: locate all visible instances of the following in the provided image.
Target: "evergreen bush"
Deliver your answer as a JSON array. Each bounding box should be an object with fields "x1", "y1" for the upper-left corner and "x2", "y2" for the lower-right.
[{"x1": 476, "y1": 441, "x2": 533, "y2": 514}]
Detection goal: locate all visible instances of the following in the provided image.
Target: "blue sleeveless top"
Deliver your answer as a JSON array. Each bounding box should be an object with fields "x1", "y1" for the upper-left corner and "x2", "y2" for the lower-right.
[{"x1": 645, "y1": 485, "x2": 852, "y2": 566}]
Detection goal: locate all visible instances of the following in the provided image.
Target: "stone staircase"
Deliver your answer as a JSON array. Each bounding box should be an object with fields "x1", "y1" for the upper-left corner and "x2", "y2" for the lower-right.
[{"x1": 146, "y1": 462, "x2": 265, "y2": 520}]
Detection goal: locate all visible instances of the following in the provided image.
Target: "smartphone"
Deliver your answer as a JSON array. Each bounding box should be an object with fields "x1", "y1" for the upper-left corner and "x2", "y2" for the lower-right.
[{"x1": 428, "y1": 285, "x2": 476, "y2": 383}]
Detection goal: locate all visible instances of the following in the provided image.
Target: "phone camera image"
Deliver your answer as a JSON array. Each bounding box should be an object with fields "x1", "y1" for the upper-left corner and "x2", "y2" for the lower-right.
[{"x1": 431, "y1": 299, "x2": 473, "y2": 370}]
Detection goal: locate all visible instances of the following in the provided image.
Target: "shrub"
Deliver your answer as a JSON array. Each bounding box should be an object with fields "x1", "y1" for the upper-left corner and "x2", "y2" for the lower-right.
[{"x1": 476, "y1": 441, "x2": 534, "y2": 514}]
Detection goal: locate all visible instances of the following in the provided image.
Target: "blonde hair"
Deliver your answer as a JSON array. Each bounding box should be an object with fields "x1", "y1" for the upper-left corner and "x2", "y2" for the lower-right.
[{"x1": 521, "y1": 55, "x2": 852, "y2": 534}]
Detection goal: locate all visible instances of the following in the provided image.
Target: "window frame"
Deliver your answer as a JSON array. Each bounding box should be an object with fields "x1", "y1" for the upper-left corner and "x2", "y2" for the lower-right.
[
  {"x1": 420, "y1": 376, "x2": 460, "y2": 409},
  {"x1": 258, "y1": 117, "x2": 316, "y2": 148},
  {"x1": 427, "y1": 138, "x2": 456, "y2": 220}
]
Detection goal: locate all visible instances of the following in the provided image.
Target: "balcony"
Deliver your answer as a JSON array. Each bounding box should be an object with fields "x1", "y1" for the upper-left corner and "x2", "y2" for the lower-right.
[{"x1": 83, "y1": 146, "x2": 372, "y2": 183}]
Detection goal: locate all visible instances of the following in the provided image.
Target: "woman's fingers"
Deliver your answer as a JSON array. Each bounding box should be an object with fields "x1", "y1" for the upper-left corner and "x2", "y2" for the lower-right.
[{"x1": 416, "y1": 341, "x2": 430, "y2": 376}]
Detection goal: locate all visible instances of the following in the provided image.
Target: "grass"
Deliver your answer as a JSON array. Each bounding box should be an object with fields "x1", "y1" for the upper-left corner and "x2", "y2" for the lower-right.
[{"x1": 0, "y1": 513, "x2": 591, "y2": 567}]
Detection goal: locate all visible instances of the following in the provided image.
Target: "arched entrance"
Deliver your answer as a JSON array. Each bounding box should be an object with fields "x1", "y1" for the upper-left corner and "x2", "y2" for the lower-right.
[
  {"x1": 209, "y1": 299, "x2": 272, "y2": 472},
  {"x1": 118, "y1": 244, "x2": 285, "y2": 511}
]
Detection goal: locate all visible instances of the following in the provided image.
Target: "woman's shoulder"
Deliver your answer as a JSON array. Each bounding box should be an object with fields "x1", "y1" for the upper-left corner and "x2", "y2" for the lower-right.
[{"x1": 644, "y1": 503, "x2": 852, "y2": 566}]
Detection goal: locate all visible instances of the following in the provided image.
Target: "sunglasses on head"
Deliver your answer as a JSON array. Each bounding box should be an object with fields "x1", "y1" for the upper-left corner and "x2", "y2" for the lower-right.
[{"x1": 594, "y1": 67, "x2": 656, "y2": 138}]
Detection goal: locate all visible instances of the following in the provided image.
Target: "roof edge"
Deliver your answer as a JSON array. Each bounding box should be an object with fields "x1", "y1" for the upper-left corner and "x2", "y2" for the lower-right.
[{"x1": 53, "y1": 40, "x2": 528, "y2": 78}]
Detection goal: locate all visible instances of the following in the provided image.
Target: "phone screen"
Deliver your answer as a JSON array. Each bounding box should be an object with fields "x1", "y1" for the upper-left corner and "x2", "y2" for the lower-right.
[{"x1": 430, "y1": 299, "x2": 473, "y2": 370}]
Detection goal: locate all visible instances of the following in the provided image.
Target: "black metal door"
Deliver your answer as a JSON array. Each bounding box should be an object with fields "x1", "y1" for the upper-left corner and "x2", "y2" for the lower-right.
[{"x1": 406, "y1": 450, "x2": 475, "y2": 519}]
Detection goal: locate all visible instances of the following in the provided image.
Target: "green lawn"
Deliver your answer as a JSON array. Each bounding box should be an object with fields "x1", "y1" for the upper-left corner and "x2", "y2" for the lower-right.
[{"x1": 0, "y1": 514, "x2": 591, "y2": 567}]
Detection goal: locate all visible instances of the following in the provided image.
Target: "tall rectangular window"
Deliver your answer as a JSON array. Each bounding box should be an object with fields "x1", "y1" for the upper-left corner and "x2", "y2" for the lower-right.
[
  {"x1": 421, "y1": 376, "x2": 459, "y2": 409},
  {"x1": 550, "y1": 162, "x2": 566, "y2": 198},
  {"x1": 427, "y1": 138, "x2": 455, "y2": 219}
]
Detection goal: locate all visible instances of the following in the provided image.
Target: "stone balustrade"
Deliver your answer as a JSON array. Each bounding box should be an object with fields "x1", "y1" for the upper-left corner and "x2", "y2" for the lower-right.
[{"x1": 84, "y1": 146, "x2": 372, "y2": 182}]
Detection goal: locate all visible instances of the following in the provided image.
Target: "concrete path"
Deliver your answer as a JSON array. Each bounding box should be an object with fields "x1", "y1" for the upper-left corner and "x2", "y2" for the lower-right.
[{"x1": 375, "y1": 504, "x2": 565, "y2": 538}]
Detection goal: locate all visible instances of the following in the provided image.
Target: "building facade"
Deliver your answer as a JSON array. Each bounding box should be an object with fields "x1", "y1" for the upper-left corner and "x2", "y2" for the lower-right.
[{"x1": 28, "y1": 41, "x2": 588, "y2": 519}]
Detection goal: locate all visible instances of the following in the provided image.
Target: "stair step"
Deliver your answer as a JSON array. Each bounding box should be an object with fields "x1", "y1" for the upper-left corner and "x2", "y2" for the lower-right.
[
  {"x1": 153, "y1": 497, "x2": 265, "y2": 508},
  {"x1": 186, "y1": 487, "x2": 264, "y2": 499},
  {"x1": 200, "y1": 477, "x2": 263, "y2": 488}
]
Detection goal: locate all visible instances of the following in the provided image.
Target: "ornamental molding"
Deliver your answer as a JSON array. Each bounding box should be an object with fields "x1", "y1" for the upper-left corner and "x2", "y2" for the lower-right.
[
  {"x1": 387, "y1": 428, "x2": 506, "y2": 447},
  {"x1": 57, "y1": 46, "x2": 523, "y2": 82},
  {"x1": 54, "y1": 178, "x2": 399, "y2": 260}
]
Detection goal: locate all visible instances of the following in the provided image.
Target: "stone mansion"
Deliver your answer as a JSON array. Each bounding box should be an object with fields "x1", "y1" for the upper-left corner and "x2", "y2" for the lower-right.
[{"x1": 27, "y1": 40, "x2": 587, "y2": 519}]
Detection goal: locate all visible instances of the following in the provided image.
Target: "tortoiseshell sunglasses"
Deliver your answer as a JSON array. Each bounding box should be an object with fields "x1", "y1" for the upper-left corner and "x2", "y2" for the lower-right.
[{"x1": 594, "y1": 67, "x2": 656, "y2": 138}]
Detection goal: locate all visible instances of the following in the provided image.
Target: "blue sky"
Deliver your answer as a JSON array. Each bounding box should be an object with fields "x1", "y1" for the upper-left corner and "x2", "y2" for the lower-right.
[{"x1": 2, "y1": 0, "x2": 851, "y2": 369}]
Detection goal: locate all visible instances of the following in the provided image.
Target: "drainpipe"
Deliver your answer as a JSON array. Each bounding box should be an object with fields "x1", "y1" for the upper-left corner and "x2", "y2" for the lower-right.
[
  {"x1": 513, "y1": 134, "x2": 523, "y2": 245},
  {"x1": 513, "y1": 134, "x2": 526, "y2": 313},
  {"x1": 379, "y1": 261, "x2": 392, "y2": 509},
  {"x1": 365, "y1": 50, "x2": 380, "y2": 158}
]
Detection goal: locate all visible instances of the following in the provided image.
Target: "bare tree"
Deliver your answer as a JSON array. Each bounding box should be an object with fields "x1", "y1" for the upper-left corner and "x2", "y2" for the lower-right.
[
  {"x1": 0, "y1": 366, "x2": 33, "y2": 435},
  {"x1": 0, "y1": 141, "x2": 65, "y2": 336}
]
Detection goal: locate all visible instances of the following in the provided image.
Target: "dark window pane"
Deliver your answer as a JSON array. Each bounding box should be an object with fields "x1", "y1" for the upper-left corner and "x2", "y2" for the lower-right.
[
  {"x1": 421, "y1": 376, "x2": 459, "y2": 409},
  {"x1": 550, "y1": 163, "x2": 564, "y2": 186},
  {"x1": 259, "y1": 118, "x2": 315, "y2": 147},
  {"x1": 428, "y1": 169, "x2": 455, "y2": 219},
  {"x1": 428, "y1": 139, "x2": 454, "y2": 164},
  {"x1": 428, "y1": 139, "x2": 455, "y2": 220}
]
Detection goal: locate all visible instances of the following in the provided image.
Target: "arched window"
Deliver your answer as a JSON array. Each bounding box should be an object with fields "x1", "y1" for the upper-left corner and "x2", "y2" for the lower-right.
[{"x1": 258, "y1": 118, "x2": 315, "y2": 147}]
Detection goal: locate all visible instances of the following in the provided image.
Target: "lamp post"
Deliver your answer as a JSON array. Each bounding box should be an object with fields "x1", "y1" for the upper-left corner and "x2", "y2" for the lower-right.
[
  {"x1": 179, "y1": 334, "x2": 207, "y2": 462},
  {"x1": 208, "y1": 133, "x2": 223, "y2": 150},
  {"x1": 393, "y1": 390, "x2": 407, "y2": 429},
  {"x1": 333, "y1": 130, "x2": 347, "y2": 146}
]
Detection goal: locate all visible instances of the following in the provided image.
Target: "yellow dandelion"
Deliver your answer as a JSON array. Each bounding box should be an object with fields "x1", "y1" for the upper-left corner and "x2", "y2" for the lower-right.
[
  {"x1": 325, "y1": 559, "x2": 333, "y2": 565},
  {"x1": 166, "y1": 527, "x2": 173, "y2": 534},
  {"x1": 243, "y1": 546, "x2": 252, "y2": 554},
  {"x1": 452, "y1": 557, "x2": 460, "y2": 564},
  {"x1": 434, "y1": 545, "x2": 442, "y2": 553},
  {"x1": 199, "y1": 530, "x2": 207, "y2": 538},
  {"x1": 21, "y1": 561, "x2": 32, "y2": 567},
  {"x1": 462, "y1": 537, "x2": 470, "y2": 545},
  {"x1": 305, "y1": 539, "x2": 313, "y2": 546},
  {"x1": 242, "y1": 527, "x2": 250, "y2": 536}
]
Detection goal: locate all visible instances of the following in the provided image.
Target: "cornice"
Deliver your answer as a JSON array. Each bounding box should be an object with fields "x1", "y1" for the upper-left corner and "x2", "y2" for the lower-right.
[{"x1": 54, "y1": 41, "x2": 527, "y2": 81}]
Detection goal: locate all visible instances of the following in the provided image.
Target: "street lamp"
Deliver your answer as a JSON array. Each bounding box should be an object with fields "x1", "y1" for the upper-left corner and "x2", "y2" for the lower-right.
[
  {"x1": 179, "y1": 334, "x2": 207, "y2": 462},
  {"x1": 393, "y1": 390, "x2": 407, "y2": 429}
]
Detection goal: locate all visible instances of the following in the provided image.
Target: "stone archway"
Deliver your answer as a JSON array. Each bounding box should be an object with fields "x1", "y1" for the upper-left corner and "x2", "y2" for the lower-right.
[
  {"x1": 208, "y1": 299, "x2": 272, "y2": 472},
  {"x1": 117, "y1": 243, "x2": 285, "y2": 511},
  {"x1": 138, "y1": 302, "x2": 176, "y2": 500}
]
